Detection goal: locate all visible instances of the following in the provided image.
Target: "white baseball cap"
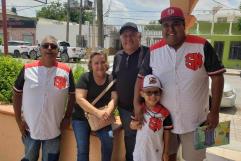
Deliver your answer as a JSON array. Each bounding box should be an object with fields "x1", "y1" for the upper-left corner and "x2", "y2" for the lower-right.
[{"x1": 142, "y1": 74, "x2": 163, "y2": 90}]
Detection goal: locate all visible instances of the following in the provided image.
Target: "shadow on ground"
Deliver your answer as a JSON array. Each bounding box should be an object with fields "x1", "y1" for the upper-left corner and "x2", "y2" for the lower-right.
[{"x1": 220, "y1": 106, "x2": 238, "y2": 115}]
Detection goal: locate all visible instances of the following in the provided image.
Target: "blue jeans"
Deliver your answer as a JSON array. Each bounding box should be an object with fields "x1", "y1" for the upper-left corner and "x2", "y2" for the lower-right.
[
  {"x1": 118, "y1": 108, "x2": 137, "y2": 161},
  {"x1": 21, "y1": 132, "x2": 60, "y2": 161},
  {"x1": 72, "y1": 120, "x2": 113, "y2": 161}
]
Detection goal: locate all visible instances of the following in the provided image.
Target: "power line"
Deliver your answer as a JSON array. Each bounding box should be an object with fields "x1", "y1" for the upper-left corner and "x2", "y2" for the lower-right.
[
  {"x1": 108, "y1": 8, "x2": 239, "y2": 14},
  {"x1": 210, "y1": 0, "x2": 237, "y2": 9},
  {"x1": 106, "y1": 16, "x2": 155, "y2": 21}
]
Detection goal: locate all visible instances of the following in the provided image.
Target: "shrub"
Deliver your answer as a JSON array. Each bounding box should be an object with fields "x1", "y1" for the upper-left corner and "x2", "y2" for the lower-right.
[
  {"x1": 0, "y1": 56, "x2": 23, "y2": 103},
  {"x1": 73, "y1": 65, "x2": 85, "y2": 83}
]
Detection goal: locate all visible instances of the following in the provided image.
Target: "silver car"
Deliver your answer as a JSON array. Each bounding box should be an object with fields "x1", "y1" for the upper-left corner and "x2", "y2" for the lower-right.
[{"x1": 209, "y1": 78, "x2": 236, "y2": 108}]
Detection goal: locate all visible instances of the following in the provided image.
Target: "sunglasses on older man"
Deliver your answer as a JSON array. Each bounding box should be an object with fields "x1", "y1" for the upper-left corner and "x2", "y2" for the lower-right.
[{"x1": 41, "y1": 43, "x2": 58, "y2": 50}]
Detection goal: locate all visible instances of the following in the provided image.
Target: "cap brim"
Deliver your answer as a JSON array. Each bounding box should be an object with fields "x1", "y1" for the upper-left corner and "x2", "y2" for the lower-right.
[
  {"x1": 143, "y1": 86, "x2": 163, "y2": 90},
  {"x1": 159, "y1": 17, "x2": 184, "y2": 24}
]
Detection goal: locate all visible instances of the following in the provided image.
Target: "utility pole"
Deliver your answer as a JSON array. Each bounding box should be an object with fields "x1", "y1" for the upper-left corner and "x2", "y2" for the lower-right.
[
  {"x1": 97, "y1": 0, "x2": 103, "y2": 48},
  {"x1": 211, "y1": 6, "x2": 221, "y2": 35},
  {"x1": 78, "y1": 0, "x2": 83, "y2": 47},
  {"x1": 66, "y1": 0, "x2": 70, "y2": 42},
  {"x1": 92, "y1": 0, "x2": 96, "y2": 48},
  {"x1": 1, "y1": 0, "x2": 8, "y2": 55}
]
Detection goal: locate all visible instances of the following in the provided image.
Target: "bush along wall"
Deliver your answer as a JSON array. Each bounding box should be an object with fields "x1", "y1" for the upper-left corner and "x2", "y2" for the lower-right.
[
  {"x1": 0, "y1": 56, "x2": 23, "y2": 103},
  {"x1": 73, "y1": 65, "x2": 85, "y2": 83}
]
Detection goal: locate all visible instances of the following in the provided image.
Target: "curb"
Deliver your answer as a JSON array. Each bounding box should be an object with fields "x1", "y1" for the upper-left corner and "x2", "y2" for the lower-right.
[{"x1": 224, "y1": 72, "x2": 240, "y2": 76}]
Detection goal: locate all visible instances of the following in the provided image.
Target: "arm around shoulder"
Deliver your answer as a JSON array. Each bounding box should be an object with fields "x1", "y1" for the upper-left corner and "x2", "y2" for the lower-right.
[{"x1": 133, "y1": 77, "x2": 144, "y2": 121}]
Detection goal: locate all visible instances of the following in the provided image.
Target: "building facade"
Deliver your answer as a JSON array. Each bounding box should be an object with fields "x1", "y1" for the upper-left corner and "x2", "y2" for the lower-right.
[{"x1": 0, "y1": 11, "x2": 36, "y2": 45}]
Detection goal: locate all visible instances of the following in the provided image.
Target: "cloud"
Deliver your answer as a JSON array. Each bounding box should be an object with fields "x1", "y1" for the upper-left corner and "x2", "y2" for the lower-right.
[
  {"x1": 3, "y1": 0, "x2": 240, "y2": 24},
  {"x1": 132, "y1": 0, "x2": 169, "y2": 9},
  {"x1": 194, "y1": 0, "x2": 240, "y2": 10}
]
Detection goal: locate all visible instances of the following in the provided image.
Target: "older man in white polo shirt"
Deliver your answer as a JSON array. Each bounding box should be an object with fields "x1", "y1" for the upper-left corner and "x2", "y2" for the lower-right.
[{"x1": 13, "y1": 35, "x2": 75, "y2": 161}]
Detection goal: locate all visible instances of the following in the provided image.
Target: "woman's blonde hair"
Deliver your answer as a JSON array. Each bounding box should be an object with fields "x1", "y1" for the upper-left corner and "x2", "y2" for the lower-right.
[{"x1": 87, "y1": 51, "x2": 108, "y2": 71}]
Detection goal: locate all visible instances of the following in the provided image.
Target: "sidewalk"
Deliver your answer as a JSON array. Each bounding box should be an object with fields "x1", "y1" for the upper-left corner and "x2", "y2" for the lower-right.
[
  {"x1": 205, "y1": 112, "x2": 241, "y2": 161},
  {"x1": 178, "y1": 111, "x2": 241, "y2": 161},
  {"x1": 225, "y1": 69, "x2": 241, "y2": 76}
]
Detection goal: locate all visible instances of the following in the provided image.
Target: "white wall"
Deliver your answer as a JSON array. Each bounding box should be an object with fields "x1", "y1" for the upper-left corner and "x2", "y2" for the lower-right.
[{"x1": 36, "y1": 18, "x2": 91, "y2": 46}]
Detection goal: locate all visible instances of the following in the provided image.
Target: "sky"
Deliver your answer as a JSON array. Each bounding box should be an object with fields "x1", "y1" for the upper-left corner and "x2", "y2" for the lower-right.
[{"x1": 1, "y1": 0, "x2": 241, "y2": 25}]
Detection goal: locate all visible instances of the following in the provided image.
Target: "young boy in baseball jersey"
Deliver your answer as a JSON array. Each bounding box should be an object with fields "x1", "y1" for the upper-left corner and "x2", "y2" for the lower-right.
[{"x1": 130, "y1": 74, "x2": 173, "y2": 161}]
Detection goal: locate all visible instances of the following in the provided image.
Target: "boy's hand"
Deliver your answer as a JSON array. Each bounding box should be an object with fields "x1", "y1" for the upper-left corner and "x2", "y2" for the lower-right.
[{"x1": 130, "y1": 118, "x2": 142, "y2": 130}]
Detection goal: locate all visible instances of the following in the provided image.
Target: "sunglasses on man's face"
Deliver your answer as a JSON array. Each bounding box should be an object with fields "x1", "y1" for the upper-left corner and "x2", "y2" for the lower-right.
[
  {"x1": 41, "y1": 43, "x2": 58, "y2": 50},
  {"x1": 143, "y1": 90, "x2": 161, "y2": 96}
]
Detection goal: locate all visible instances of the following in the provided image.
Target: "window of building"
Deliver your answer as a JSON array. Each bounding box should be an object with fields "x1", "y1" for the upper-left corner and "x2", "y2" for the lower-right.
[
  {"x1": 217, "y1": 17, "x2": 227, "y2": 23},
  {"x1": 229, "y1": 41, "x2": 241, "y2": 60}
]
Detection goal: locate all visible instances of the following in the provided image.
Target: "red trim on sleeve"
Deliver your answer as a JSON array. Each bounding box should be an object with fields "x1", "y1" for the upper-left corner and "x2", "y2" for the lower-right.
[
  {"x1": 56, "y1": 62, "x2": 71, "y2": 73},
  {"x1": 164, "y1": 125, "x2": 173, "y2": 130},
  {"x1": 208, "y1": 68, "x2": 226, "y2": 76},
  {"x1": 13, "y1": 86, "x2": 23, "y2": 93},
  {"x1": 185, "y1": 35, "x2": 206, "y2": 45},
  {"x1": 137, "y1": 74, "x2": 144, "y2": 78},
  {"x1": 150, "y1": 39, "x2": 166, "y2": 52}
]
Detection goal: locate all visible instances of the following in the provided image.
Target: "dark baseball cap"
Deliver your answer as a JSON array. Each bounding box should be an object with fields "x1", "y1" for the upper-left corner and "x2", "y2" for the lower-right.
[
  {"x1": 119, "y1": 22, "x2": 138, "y2": 35},
  {"x1": 159, "y1": 7, "x2": 185, "y2": 23}
]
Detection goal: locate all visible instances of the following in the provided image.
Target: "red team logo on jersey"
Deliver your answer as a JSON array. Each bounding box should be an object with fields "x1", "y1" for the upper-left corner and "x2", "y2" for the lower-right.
[
  {"x1": 185, "y1": 53, "x2": 203, "y2": 71},
  {"x1": 54, "y1": 76, "x2": 67, "y2": 89},
  {"x1": 149, "y1": 117, "x2": 162, "y2": 132}
]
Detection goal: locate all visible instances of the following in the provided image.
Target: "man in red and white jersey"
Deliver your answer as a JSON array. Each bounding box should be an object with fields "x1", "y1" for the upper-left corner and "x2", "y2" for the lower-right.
[
  {"x1": 13, "y1": 35, "x2": 75, "y2": 161},
  {"x1": 133, "y1": 7, "x2": 225, "y2": 161}
]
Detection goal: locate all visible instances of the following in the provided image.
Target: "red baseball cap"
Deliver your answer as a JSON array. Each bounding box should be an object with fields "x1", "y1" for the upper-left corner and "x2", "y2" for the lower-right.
[{"x1": 159, "y1": 7, "x2": 185, "y2": 23}]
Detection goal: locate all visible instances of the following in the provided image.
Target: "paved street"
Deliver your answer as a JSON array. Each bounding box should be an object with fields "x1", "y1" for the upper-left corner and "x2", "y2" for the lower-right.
[{"x1": 220, "y1": 75, "x2": 241, "y2": 144}]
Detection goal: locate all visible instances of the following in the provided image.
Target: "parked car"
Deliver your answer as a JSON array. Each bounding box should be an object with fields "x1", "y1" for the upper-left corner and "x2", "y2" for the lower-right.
[
  {"x1": 26, "y1": 44, "x2": 41, "y2": 60},
  {"x1": 209, "y1": 78, "x2": 236, "y2": 108},
  {"x1": 0, "y1": 40, "x2": 31, "y2": 57},
  {"x1": 107, "y1": 62, "x2": 113, "y2": 74},
  {"x1": 57, "y1": 41, "x2": 85, "y2": 62}
]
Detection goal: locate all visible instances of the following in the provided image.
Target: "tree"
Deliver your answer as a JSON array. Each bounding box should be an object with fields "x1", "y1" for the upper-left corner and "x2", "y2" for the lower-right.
[
  {"x1": 37, "y1": 1, "x2": 66, "y2": 21},
  {"x1": 37, "y1": 0, "x2": 93, "y2": 24},
  {"x1": 69, "y1": 8, "x2": 93, "y2": 24}
]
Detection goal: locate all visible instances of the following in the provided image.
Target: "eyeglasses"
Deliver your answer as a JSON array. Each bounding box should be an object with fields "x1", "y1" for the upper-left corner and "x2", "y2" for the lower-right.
[
  {"x1": 41, "y1": 43, "x2": 58, "y2": 50},
  {"x1": 144, "y1": 90, "x2": 161, "y2": 96}
]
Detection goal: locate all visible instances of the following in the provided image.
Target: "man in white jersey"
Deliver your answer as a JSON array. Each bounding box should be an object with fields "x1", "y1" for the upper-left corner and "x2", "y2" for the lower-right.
[
  {"x1": 13, "y1": 35, "x2": 75, "y2": 161},
  {"x1": 133, "y1": 7, "x2": 225, "y2": 161}
]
